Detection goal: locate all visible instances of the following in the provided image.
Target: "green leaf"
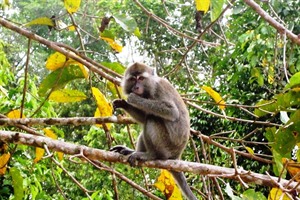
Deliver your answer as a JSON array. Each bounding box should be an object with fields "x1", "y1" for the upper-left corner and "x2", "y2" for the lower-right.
[
  {"x1": 134, "y1": 27, "x2": 141, "y2": 38},
  {"x1": 38, "y1": 65, "x2": 85, "y2": 96},
  {"x1": 254, "y1": 99, "x2": 277, "y2": 117},
  {"x1": 241, "y1": 189, "x2": 267, "y2": 200},
  {"x1": 267, "y1": 110, "x2": 300, "y2": 176},
  {"x1": 49, "y1": 89, "x2": 87, "y2": 103},
  {"x1": 265, "y1": 127, "x2": 276, "y2": 143},
  {"x1": 24, "y1": 17, "x2": 54, "y2": 27},
  {"x1": 272, "y1": 148, "x2": 286, "y2": 177},
  {"x1": 285, "y1": 71, "x2": 300, "y2": 89},
  {"x1": 100, "y1": 62, "x2": 125, "y2": 75},
  {"x1": 10, "y1": 167, "x2": 24, "y2": 200},
  {"x1": 225, "y1": 183, "x2": 242, "y2": 200},
  {"x1": 100, "y1": 30, "x2": 115, "y2": 40},
  {"x1": 276, "y1": 91, "x2": 300, "y2": 109},
  {"x1": 250, "y1": 67, "x2": 264, "y2": 86},
  {"x1": 113, "y1": 13, "x2": 137, "y2": 33},
  {"x1": 211, "y1": 0, "x2": 225, "y2": 21}
]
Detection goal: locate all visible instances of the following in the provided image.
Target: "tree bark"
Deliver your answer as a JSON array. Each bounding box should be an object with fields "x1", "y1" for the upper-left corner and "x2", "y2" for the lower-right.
[{"x1": 1, "y1": 130, "x2": 299, "y2": 192}]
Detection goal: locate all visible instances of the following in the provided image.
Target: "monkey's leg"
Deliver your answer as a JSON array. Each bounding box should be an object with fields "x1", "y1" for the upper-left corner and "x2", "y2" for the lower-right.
[{"x1": 126, "y1": 135, "x2": 157, "y2": 166}]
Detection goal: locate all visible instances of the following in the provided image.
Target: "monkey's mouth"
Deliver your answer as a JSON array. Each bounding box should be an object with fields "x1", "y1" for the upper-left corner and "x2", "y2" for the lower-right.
[{"x1": 132, "y1": 91, "x2": 150, "y2": 99}]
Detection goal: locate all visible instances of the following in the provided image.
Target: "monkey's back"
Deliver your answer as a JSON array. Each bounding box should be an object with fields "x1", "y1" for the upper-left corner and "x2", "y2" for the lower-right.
[{"x1": 152, "y1": 78, "x2": 190, "y2": 158}]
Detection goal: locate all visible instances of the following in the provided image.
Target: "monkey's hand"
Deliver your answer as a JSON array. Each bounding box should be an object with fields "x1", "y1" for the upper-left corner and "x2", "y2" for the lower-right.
[
  {"x1": 127, "y1": 93, "x2": 142, "y2": 105},
  {"x1": 112, "y1": 99, "x2": 128, "y2": 110},
  {"x1": 110, "y1": 145, "x2": 134, "y2": 156}
]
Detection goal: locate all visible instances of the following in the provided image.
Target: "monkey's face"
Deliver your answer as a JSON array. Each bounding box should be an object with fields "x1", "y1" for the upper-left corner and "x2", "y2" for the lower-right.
[
  {"x1": 122, "y1": 63, "x2": 156, "y2": 98},
  {"x1": 124, "y1": 73, "x2": 151, "y2": 98}
]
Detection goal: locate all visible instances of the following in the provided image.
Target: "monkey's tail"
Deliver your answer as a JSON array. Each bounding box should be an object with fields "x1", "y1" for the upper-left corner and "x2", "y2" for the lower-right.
[{"x1": 170, "y1": 171, "x2": 198, "y2": 200}]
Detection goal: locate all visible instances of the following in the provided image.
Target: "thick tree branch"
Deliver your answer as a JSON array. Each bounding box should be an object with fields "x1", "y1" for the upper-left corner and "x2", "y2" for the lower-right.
[
  {"x1": 0, "y1": 115, "x2": 272, "y2": 163},
  {"x1": 0, "y1": 17, "x2": 121, "y2": 84},
  {"x1": 1, "y1": 130, "x2": 299, "y2": 192},
  {"x1": 0, "y1": 116, "x2": 134, "y2": 126},
  {"x1": 244, "y1": 0, "x2": 300, "y2": 45}
]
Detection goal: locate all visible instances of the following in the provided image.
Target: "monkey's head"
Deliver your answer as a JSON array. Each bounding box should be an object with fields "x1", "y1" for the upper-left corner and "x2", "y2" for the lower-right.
[{"x1": 122, "y1": 62, "x2": 157, "y2": 98}]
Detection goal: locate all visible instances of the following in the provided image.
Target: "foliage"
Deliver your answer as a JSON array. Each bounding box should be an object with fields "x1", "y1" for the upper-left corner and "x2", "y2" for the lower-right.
[{"x1": 1, "y1": 0, "x2": 300, "y2": 199}]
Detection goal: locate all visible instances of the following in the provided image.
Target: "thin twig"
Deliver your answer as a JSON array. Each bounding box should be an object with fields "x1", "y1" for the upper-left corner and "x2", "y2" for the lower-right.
[{"x1": 20, "y1": 39, "x2": 31, "y2": 118}]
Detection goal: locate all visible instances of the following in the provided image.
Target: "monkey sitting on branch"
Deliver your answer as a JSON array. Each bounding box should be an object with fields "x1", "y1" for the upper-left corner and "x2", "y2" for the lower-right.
[{"x1": 110, "y1": 62, "x2": 198, "y2": 200}]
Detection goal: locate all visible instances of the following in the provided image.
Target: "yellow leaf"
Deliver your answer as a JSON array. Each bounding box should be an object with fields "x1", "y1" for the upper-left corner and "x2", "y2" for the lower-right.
[
  {"x1": 46, "y1": 52, "x2": 67, "y2": 70},
  {"x1": 43, "y1": 128, "x2": 64, "y2": 161},
  {"x1": 44, "y1": 128, "x2": 57, "y2": 139},
  {"x1": 34, "y1": 129, "x2": 57, "y2": 163},
  {"x1": 291, "y1": 87, "x2": 300, "y2": 92},
  {"x1": 262, "y1": 58, "x2": 269, "y2": 67},
  {"x1": 64, "y1": 0, "x2": 81, "y2": 14},
  {"x1": 0, "y1": 144, "x2": 10, "y2": 175},
  {"x1": 195, "y1": 0, "x2": 210, "y2": 13},
  {"x1": 49, "y1": 89, "x2": 87, "y2": 103},
  {"x1": 282, "y1": 158, "x2": 300, "y2": 182},
  {"x1": 154, "y1": 170, "x2": 183, "y2": 200},
  {"x1": 92, "y1": 87, "x2": 113, "y2": 130},
  {"x1": 66, "y1": 58, "x2": 89, "y2": 79},
  {"x1": 107, "y1": 81, "x2": 124, "y2": 99},
  {"x1": 0, "y1": 153, "x2": 10, "y2": 175},
  {"x1": 268, "y1": 187, "x2": 291, "y2": 200},
  {"x1": 34, "y1": 147, "x2": 45, "y2": 163},
  {"x1": 57, "y1": 152, "x2": 64, "y2": 161},
  {"x1": 268, "y1": 65, "x2": 274, "y2": 84},
  {"x1": 46, "y1": 52, "x2": 89, "y2": 78},
  {"x1": 202, "y1": 86, "x2": 225, "y2": 110},
  {"x1": 245, "y1": 146, "x2": 254, "y2": 155},
  {"x1": 7, "y1": 110, "x2": 26, "y2": 118},
  {"x1": 24, "y1": 17, "x2": 55, "y2": 27},
  {"x1": 77, "y1": 65, "x2": 89, "y2": 79},
  {"x1": 68, "y1": 25, "x2": 76, "y2": 31},
  {"x1": 101, "y1": 37, "x2": 123, "y2": 53}
]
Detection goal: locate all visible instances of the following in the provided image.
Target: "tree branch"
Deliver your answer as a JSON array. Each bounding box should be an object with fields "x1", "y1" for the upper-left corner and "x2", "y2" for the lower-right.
[
  {"x1": 132, "y1": 0, "x2": 219, "y2": 47},
  {"x1": 0, "y1": 116, "x2": 134, "y2": 126},
  {"x1": 244, "y1": 0, "x2": 300, "y2": 45},
  {"x1": 0, "y1": 115, "x2": 272, "y2": 163},
  {"x1": 0, "y1": 17, "x2": 121, "y2": 84},
  {"x1": 1, "y1": 130, "x2": 299, "y2": 192}
]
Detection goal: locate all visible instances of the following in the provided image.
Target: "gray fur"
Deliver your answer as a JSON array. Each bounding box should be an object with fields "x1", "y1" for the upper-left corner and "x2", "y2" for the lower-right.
[{"x1": 111, "y1": 62, "x2": 198, "y2": 200}]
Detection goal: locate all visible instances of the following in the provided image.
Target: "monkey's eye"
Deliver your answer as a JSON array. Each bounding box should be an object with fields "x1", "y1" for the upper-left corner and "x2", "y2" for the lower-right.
[
  {"x1": 138, "y1": 76, "x2": 145, "y2": 81},
  {"x1": 128, "y1": 77, "x2": 136, "y2": 82}
]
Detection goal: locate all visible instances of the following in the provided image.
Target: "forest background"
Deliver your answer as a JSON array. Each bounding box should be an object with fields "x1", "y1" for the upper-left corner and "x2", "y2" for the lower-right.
[{"x1": 1, "y1": 0, "x2": 300, "y2": 199}]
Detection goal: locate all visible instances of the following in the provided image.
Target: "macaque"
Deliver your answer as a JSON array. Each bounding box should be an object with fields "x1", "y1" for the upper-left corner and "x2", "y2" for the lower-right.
[{"x1": 111, "y1": 62, "x2": 198, "y2": 200}]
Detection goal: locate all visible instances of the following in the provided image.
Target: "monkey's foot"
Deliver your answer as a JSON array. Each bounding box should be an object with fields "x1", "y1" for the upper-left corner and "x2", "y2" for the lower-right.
[
  {"x1": 110, "y1": 145, "x2": 134, "y2": 156},
  {"x1": 128, "y1": 152, "x2": 156, "y2": 167}
]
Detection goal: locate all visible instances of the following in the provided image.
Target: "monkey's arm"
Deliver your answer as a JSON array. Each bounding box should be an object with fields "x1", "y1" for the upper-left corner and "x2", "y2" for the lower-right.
[
  {"x1": 127, "y1": 93, "x2": 179, "y2": 121},
  {"x1": 113, "y1": 99, "x2": 146, "y2": 123}
]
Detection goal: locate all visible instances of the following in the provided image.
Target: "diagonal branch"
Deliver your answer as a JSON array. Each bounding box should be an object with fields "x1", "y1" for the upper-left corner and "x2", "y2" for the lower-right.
[
  {"x1": 244, "y1": 0, "x2": 300, "y2": 45},
  {"x1": 0, "y1": 17, "x2": 121, "y2": 84},
  {"x1": 1, "y1": 130, "x2": 299, "y2": 192}
]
